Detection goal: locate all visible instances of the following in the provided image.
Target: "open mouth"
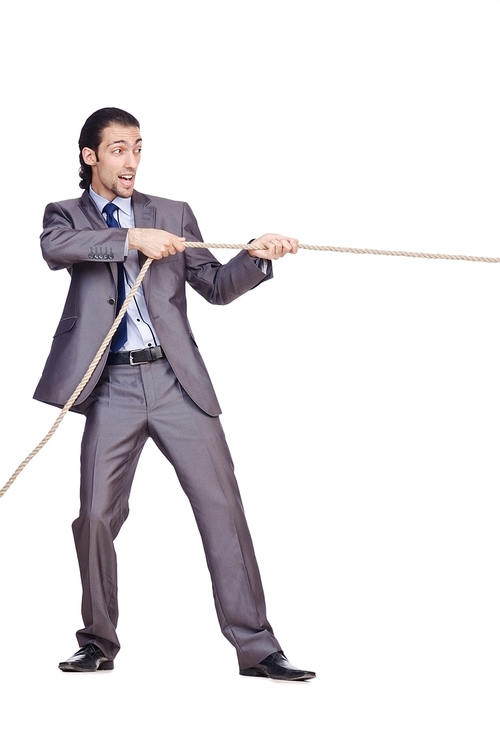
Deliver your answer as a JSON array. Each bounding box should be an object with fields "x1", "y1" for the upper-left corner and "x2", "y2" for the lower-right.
[{"x1": 119, "y1": 173, "x2": 135, "y2": 186}]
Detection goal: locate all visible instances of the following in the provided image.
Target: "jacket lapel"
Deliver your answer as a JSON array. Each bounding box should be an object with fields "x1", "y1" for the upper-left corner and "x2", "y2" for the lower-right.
[
  {"x1": 133, "y1": 191, "x2": 156, "y2": 231},
  {"x1": 132, "y1": 192, "x2": 155, "y2": 294},
  {"x1": 78, "y1": 190, "x2": 107, "y2": 228}
]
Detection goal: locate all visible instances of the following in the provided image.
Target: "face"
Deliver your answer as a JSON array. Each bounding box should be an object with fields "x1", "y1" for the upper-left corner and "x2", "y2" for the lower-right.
[{"x1": 82, "y1": 124, "x2": 142, "y2": 200}]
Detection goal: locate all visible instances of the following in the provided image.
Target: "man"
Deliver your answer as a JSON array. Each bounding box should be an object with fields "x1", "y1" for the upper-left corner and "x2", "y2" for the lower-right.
[{"x1": 35, "y1": 107, "x2": 315, "y2": 681}]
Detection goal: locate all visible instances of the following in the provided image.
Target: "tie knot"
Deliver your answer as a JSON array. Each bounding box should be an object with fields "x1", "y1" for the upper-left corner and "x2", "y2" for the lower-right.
[{"x1": 103, "y1": 203, "x2": 119, "y2": 227}]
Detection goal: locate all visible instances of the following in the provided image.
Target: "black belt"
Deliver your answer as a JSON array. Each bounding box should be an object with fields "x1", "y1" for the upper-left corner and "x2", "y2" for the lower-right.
[{"x1": 107, "y1": 346, "x2": 165, "y2": 365}]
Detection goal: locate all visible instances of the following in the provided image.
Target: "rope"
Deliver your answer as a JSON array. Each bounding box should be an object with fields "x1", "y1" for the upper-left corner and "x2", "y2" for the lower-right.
[
  {"x1": 189, "y1": 242, "x2": 500, "y2": 263},
  {"x1": 1, "y1": 237, "x2": 499, "y2": 499},
  {"x1": 0, "y1": 257, "x2": 153, "y2": 499}
]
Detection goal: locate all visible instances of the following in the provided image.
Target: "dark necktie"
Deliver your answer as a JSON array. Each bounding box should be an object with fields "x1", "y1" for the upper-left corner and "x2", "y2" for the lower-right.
[{"x1": 103, "y1": 203, "x2": 128, "y2": 352}]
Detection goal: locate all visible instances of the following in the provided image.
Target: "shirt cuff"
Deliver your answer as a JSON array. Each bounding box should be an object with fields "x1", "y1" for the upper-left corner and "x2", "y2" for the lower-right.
[
  {"x1": 247, "y1": 239, "x2": 268, "y2": 275},
  {"x1": 252, "y1": 257, "x2": 269, "y2": 275}
]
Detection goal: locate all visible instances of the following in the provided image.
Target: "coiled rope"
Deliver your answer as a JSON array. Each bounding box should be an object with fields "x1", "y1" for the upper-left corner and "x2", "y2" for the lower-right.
[{"x1": 1, "y1": 239, "x2": 499, "y2": 499}]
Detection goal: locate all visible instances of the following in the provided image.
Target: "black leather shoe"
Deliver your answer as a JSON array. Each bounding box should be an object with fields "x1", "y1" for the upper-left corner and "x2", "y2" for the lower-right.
[
  {"x1": 240, "y1": 651, "x2": 315, "y2": 681},
  {"x1": 58, "y1": 643, "x2": 114, "y2": 672}
]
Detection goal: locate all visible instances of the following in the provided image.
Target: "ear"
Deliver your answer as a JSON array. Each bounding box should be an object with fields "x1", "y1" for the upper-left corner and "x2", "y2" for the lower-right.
[{"x1": 82, "y1": 147, "x2": 97, "y2": 166}]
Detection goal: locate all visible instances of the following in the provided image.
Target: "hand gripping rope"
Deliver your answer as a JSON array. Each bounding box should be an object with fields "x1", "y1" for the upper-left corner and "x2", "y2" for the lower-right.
[{"x1": 1, "y1": 239, "x2": 499, "y2": 499}]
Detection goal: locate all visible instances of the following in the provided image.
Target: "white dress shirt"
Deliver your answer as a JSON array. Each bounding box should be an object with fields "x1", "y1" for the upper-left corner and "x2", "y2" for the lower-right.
[{"x1": 89, "y1": 186, "x2": 160, "y2": 351}]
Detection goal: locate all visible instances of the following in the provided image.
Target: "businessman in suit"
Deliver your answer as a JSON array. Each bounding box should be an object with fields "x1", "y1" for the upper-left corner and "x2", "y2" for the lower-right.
[{"x1": 35, "y1": 107, "x2": 315, "y2": 681}]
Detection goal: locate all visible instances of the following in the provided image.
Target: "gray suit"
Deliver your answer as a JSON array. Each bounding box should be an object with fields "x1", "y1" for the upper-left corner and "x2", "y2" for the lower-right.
[{"x1": 34, "y1": 190, "x2": 282, "y2": 668}]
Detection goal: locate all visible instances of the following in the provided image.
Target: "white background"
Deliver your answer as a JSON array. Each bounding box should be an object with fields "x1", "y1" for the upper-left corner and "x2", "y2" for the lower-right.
[{"x1": 0, "y1": 1, "x2": 499, "y2": 753}]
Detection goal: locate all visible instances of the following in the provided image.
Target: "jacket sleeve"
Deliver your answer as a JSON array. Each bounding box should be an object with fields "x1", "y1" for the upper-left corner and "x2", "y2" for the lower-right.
[
  {"x1": 40, "y1": 201, "x2": 128, "y2": 271},
  {"x1": 181, "y1": 202, "x2": 273, "y2": 306}
]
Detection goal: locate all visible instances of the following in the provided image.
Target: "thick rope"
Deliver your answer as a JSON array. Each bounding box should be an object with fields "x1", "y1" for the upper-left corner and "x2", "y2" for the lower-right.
[{"x1": 1, "y1": 238, "x2": 499, "y2": 499}]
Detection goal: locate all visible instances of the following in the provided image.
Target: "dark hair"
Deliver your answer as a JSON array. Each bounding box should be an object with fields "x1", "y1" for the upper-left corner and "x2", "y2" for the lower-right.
[{"x1": 78, "y1": 107, "x2": 140, "y2": 189}]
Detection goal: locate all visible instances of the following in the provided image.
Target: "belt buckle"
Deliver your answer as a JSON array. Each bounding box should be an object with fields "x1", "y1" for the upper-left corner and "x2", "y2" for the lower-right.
[{"x1": 129, "y1": 348, "x2": 148, "y2": 365}]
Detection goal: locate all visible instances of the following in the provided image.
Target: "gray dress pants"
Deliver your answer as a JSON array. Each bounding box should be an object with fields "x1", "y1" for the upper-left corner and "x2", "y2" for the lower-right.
[{"x1": 73, "y1": 358, "x2": 281, "y2": 669}]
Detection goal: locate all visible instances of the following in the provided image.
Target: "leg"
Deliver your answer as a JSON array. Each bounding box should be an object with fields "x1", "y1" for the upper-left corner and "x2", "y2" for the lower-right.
[
  {"x1": 73, "y1": 366, "x2": 149, "y2": 660},
  {"x1": 145, "y1": 359, "x2": 282, "y2": 669}
]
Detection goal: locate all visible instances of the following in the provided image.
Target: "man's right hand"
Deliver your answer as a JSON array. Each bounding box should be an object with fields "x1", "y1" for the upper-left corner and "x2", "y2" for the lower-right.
[{"x1": 127, "y1": 228, "x2": 186, "y2": 259}]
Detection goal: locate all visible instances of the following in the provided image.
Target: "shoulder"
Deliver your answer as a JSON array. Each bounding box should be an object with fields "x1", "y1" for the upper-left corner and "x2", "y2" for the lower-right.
[
  {"x1": 132, "y1": 191, "x2": 199, "y2": 234},
  {"x1": 44, "y1": 192, "x2": 90, "y2": 214},
  {"x1": 133, "y1": 190, "x2": 189, "y2": 213}
]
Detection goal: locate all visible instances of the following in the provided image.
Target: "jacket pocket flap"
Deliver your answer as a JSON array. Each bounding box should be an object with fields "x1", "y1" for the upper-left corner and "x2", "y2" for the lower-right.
[{"x1": 54, "y1": 316, "x2": 77, "y2": 337}]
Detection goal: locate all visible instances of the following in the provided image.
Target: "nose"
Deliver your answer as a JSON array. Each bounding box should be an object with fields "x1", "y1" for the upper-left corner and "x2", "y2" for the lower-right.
[{"x1": 126, "y1": 150, "x2": 140, "y2": 168}]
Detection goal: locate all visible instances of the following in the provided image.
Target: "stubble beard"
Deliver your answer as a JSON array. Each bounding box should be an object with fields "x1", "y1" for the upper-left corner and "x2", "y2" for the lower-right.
[{"x1": 112, "y1": 180, "x2": 135, "y2": 199}]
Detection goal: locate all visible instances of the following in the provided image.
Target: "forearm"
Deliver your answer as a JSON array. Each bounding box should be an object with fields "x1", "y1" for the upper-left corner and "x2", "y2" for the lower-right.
[
  {"x1": 187, "y1": 248, "x2": 273, "y2": 305},
  {"x1": 180, "y1": 202, "x2": 273, "y2": 304},
  {"x1": 40, "y1": 202, "x2": 128, "y2": 270}
]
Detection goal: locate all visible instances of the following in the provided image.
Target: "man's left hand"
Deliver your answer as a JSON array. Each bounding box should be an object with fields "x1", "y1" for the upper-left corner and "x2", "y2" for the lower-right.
[{"x1": 247, "y1": 234, "x2": 299, "y2": 260}]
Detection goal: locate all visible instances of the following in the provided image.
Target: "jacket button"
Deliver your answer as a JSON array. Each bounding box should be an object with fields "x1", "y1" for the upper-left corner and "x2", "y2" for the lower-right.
[{"x1": 108, "y1": 298, "x2": 116, "y2": 305}]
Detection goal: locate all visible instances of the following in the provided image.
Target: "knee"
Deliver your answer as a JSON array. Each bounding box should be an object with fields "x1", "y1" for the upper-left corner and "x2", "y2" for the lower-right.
[{"x1": 72, "y1": 505, "x2": 129, "y2": 541}]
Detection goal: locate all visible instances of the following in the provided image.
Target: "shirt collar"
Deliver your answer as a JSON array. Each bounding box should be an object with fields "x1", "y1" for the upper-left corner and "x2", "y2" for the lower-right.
[{"x1": 89, "y1": 185, "x2": 133, "y2": 219}]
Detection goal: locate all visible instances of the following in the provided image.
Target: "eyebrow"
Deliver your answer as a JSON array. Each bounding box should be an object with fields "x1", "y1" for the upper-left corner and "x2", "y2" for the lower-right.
[{"x1": 107, "y1": 138, "x2": 143, "y2": 147}]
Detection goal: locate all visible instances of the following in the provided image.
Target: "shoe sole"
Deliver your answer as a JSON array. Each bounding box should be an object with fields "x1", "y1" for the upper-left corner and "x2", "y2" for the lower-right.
[
  {"x1": 240, "y1": 668, "x2": 315, "y2": 681},
  {"x1": 240, "y1": 667, "x2": 268, "y2": 678}
]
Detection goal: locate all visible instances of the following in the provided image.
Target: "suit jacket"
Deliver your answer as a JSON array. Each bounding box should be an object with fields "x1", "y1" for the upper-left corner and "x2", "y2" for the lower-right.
[{"x1": 33, "y1": 189, "x2": 272, "y2": 416}]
